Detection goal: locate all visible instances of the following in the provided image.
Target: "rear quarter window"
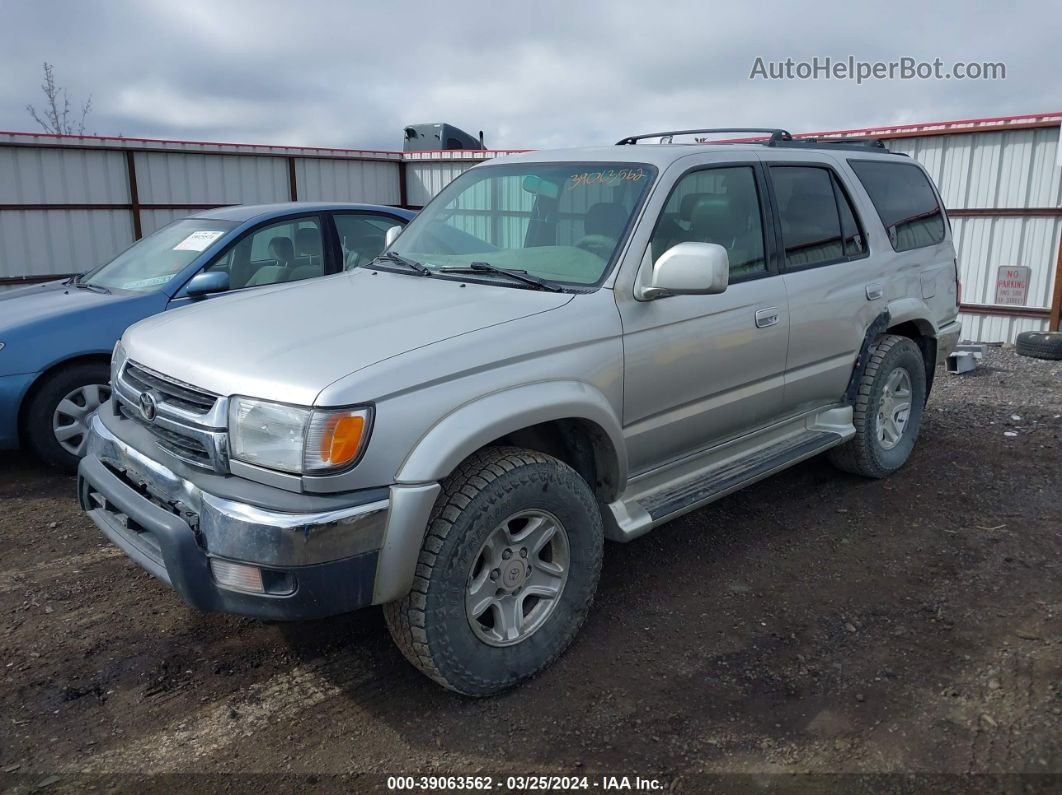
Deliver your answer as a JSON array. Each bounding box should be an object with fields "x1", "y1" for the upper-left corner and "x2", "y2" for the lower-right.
[{"x1": 848, "y1": 160, "x2": 946, "y2": 252}]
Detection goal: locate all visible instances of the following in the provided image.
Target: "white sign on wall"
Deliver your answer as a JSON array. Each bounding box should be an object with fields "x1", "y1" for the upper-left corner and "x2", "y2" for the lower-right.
[{"x1": 994, "y1": 266, "x2": 1032, "y2": 306}]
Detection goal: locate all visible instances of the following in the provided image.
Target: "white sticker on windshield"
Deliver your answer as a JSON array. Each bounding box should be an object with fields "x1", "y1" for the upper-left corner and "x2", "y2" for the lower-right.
[{"x1": 173, "y1": 230, "x2": 225, "y2": 252}]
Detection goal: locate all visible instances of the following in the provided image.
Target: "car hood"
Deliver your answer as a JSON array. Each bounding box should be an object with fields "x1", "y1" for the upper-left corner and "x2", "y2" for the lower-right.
[
  {"x1": 122, "y1": 269, "x2": 574, "y2": 405},
  {"x1": 0, "y1": 281, "x2": 142, "y2": 335}
]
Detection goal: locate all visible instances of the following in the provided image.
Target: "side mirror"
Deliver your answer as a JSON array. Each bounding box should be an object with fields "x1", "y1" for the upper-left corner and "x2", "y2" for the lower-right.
[
  {"x1": 186, "y1": 271, "x2": 230, "y2": 298},
  {"x1": 638, "y1": 242, "x2": 730, "y2": 300},
  {"x1": 384, "y1": 225, "x2": 403, "y2": 249}
]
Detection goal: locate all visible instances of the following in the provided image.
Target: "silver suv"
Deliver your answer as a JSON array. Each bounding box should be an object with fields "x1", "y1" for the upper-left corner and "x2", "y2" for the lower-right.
[{"x1": 78, "y1": 128, "x2": 961, "y2": 695}]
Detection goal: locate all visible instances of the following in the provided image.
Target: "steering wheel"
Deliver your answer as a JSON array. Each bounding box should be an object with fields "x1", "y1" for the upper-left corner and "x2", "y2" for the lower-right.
[{"x1": 573, "y1": 234, "x2": 615, "y2": 259}]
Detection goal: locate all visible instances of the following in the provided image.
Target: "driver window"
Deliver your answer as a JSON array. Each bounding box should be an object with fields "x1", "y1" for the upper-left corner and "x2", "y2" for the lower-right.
[
  {"x1": 649, "y1": 166, "x2": 767, "y2": 282},
  {"x1": 211, "y1": 216, "x2": 324, "y2": 289}
]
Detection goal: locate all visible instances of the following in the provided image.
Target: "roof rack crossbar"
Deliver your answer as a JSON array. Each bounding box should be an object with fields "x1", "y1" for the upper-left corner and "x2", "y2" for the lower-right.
[
  {"x1": 771, "y1": 137, "x2": 901, "y2": 154},
  {"x1": 616, "y1": 128, "x2": 792, "y2": 146}
]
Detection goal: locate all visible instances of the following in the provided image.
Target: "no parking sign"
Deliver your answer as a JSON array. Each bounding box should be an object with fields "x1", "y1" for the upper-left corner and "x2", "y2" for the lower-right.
[{"x1": 994, "y1": 266, "x2": 1032, "y2": 306}]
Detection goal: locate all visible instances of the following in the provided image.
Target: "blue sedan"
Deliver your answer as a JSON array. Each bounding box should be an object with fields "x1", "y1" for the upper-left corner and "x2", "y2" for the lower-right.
[{"x1": 0, "y1": 201, "x2": 414, "y2": 470}]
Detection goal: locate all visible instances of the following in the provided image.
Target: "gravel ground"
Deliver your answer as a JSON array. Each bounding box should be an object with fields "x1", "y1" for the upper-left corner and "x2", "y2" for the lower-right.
[{"x1": 0, "y1": 347, "x2": 1059, "y2": 793}]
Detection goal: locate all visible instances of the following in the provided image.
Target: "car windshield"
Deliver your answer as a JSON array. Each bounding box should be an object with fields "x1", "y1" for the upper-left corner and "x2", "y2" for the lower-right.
[
  {"x1": 82, "y1": 219, "x2": 236, "y2": 293},
  {"x1": 394, "y1": 161, "x2": 657, "y2": 287}
]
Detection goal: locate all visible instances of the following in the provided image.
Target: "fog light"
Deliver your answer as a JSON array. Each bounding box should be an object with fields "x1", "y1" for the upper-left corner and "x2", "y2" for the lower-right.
[{"x1": 210, "y1": 559, "x2": 265, "y2": 593}]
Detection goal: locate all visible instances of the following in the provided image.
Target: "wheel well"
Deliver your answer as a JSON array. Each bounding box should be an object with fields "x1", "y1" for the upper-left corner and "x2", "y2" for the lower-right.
[
  {"x1": 16, "y1": 353, "x2": 111, "y2": 443},
  {"x1": 887, "y1": 320, "x2": 937, "y2": 398},
  {"x1": 487, "y1": 419, "x2": 621, "y2": 503}
]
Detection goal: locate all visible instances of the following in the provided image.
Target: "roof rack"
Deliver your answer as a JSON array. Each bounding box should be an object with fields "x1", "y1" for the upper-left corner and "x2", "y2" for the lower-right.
[
  {"x1": 615, "y1": 129, "x2": 900, "y2": 154},
  {"x1": 616, "y1": 128, "x2": 793, "y2": 145},
  {"x1": 774, "y1": 136, "x2": 896, "y2": 154}
]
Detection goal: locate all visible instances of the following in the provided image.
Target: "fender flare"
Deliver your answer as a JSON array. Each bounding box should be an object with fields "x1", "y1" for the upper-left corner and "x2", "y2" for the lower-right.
[
  {"x1": 844, "y1": 310, "x2": 891, "y2": 403},
  {"x1": 395, "y1": 380, "x2": 628, "y2": 491}
]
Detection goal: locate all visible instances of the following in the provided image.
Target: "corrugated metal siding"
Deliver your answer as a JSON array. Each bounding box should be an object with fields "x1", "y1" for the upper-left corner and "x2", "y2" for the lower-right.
[
  {"x1": 0, "y1": 209, "x2": 133, "y2": 277},
  {"x1": 0, "y1": 146, "x2": 129, "y2": 203},
  {"x1": 405, "y1": 162, "x2": 479, "y2": 206},
  {"x1": 886, "y1": 126, "x2": 1062, "y2": 209},
  {"x1": 133, "y1": 152, "x2": 290, "y2": 205},
  {"x1": 958, "y1": 313, "x2": 1048, "y2": 343},
  {"x1": 295, "y1": 158, "x2": 400, "y2": 204},
  {"x1": 950, "y1": 215, "x2": 1061, "y2": 308},
  {"x1": 139, "y1": 208, "x2": 193, "y2": 237}
]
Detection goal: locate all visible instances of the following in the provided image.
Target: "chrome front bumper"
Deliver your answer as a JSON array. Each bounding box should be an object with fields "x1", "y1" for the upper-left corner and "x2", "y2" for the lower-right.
[
  {"x1": 78, "y1": 413, "x2": 398, "y2": 619},
  {"x1": 84, "y1": 413, "x2": 389, "y2": 566}
]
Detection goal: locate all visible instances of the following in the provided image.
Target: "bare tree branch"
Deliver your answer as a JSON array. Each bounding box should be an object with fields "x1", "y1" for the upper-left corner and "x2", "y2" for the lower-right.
[{"x1": 25, "y1": 62, "x2": 93, "y2": 135}]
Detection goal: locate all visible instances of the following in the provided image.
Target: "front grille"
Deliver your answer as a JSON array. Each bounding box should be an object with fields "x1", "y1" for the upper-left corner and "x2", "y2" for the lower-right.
[
  {"x1": 122, "y1": 362, "x2": 216, "y2": 414},
  {"x1": 150, "y1": 425, "x2": 213, "y2": 466},
  {"x1": 114, "y1": 360, "x2": 227, "y2": 473}
]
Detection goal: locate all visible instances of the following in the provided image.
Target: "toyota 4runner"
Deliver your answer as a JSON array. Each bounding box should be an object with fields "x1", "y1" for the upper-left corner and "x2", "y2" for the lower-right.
[{"x1": 78, "y1": 128, "x2": 961, "y2": 695}]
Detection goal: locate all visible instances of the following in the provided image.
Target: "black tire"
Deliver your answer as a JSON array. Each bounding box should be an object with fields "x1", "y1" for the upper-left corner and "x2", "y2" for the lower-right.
[
  {"x1": 384, "y1": 447, "x2": 604, "y2": 696},
  {"x1": 1015, "y1": 331, "x2": 1062, "y2": 361},
  {"x1": 23, "y1": 362, "x2": 111, "y2": 472},
  {"x1": 828, "y1": 334, "x2": 927, "y2": 479}
]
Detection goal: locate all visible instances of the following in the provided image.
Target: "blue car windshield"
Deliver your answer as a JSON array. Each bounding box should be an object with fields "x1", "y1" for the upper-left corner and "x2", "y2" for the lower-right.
[{"x1": 82, "y1": 219, "x2": 236, "y2": 293}]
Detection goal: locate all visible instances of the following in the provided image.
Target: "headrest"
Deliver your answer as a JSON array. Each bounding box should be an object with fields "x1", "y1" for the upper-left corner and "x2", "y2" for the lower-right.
[
  {"x1": 584, "y1": 203, "x2": 628, "y2": 239},
  {"x1": 295, "y1": 227, "x2": 322, "y2": 256},
  {"x1": 690, "y1": 196, "x2": 743, "y2": 242},
  {"x1": 679, "y1": 193, "x2": 708, "y2": 222},
  {"x1": 268, "y1": 236, "x2": 294, "y2": 261}
]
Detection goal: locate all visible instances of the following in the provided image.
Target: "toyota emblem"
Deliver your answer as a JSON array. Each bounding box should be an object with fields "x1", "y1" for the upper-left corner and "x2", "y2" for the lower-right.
[{"x1": 138, "y1": 392, "x2": 158, "y2": 423}]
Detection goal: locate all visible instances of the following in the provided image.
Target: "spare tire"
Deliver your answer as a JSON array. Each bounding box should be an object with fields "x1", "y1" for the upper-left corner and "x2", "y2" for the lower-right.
[{"x1": 1015, "y1": 331, "x2": 1062, "y2": 361}]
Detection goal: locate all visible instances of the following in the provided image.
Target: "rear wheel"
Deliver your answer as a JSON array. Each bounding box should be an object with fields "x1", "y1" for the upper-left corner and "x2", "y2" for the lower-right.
[
  {"x1": 829, "y1": 334, "x2": 926, "y2": 479},
  {"x1": 384, "y1": 447, "x2": 603, "y2": 696},
  {"x1": 24, "y1": 363, "x2": 111, "y2": 472}
]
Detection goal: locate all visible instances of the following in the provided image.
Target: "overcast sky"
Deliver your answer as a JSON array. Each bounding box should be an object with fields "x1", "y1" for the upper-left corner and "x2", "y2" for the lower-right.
[{"x1": 0, "y1": 0, "x2": 1058, "y2": 151}]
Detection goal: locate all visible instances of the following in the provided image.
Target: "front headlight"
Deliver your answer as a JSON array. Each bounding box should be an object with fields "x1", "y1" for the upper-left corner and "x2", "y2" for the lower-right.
[{"x1": 228, "y1": 397, "x2": 371, "y2": 475}]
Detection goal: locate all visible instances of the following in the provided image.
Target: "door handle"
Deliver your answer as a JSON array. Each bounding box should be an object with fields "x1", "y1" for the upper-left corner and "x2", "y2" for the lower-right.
[
  {"x1": 754, "y1": 307, "x2": 780, "y2": 328},
  {"x1": 866, "y1": 283, "x2": 884, "y2": 300}
]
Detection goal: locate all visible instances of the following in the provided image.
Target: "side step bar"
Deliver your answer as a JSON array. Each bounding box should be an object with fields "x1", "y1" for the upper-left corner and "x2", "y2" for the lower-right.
[
  {"x1": 607, "y1": 426, "x2": 846, "y2": 542},
  {"x1": 641, "y1": 430, "x2": 838, "y2": 520}
]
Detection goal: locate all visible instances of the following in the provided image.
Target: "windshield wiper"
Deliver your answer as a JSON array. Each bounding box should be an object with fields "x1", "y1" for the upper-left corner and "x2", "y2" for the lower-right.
[
  {"x1": 439, "y1": 262, "x2": 563, "y2": 292},
  {"x1": 372, "y1": 251, "x2": 431, "y2": 276},
  {"x1": 72, "y1": 280, "x2": 111, "y2": 295}
]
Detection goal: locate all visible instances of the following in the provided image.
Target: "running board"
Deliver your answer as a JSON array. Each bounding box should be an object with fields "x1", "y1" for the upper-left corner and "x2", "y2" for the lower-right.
[{"x1": 606, "y1": 412, "x2": 851, "y2": 542}]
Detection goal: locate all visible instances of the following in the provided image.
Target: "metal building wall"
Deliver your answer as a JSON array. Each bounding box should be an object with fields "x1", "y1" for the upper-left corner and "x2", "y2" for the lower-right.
[
  {"x1": 0, "y1": 132, "x2": 403, "y2": 287},
  {"x1": 403, "y1": 150, "x2": 525, "y2": 207},
  {"x1": 0, "y1": 144, "x2": 135, "y2": 278},
  {"x1": 296, "y1": 158, "x2": 400, "y2": 204}
]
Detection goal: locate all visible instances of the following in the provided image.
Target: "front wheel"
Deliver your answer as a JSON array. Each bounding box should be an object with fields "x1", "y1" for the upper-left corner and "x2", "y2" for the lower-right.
[
  {"x1": 828, "y1": 334, "x2": 926, "y2": 479},
  {"x1": 24, "y1": 363, "x2": 111, "y2": 472},
  {"x1": 384, "y1": 447, "x2": 603, "y2": 696}
]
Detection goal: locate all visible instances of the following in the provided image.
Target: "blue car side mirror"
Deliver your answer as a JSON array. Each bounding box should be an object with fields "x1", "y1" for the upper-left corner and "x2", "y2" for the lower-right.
[{"x1": 186, "y1": 271, "x2": 230, "y2": 298}]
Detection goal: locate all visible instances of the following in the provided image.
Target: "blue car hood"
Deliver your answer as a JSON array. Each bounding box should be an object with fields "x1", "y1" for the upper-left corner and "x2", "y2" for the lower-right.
[
  {"x1": 0, "y1": 281, "x2": 146, "y2": 333},
  {"x1": 0, "y1": 281, "x2": 164, "y2": 375}
]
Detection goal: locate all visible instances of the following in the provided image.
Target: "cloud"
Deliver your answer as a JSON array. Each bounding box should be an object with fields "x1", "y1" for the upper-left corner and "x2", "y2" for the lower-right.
[{"x1": 0, "y1": 0, "x2": 1057, "y2": 150}]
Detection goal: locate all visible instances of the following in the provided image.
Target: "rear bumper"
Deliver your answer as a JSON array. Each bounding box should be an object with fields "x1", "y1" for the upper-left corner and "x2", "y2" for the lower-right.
[
  {"x1": 936, "y1": 320, "x2": 962, "y2": 364},
  {"x1": 77, "y1": 413, "x2": 389, "y2": 620},
  {"x1": 0, "y1": 372, "x2": 36, "y2": 450}
]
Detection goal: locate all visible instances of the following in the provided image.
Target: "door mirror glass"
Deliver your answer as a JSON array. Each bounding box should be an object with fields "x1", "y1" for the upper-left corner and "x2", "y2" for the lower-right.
[
  {"x1": 384, "y1": 225, "x2": 403, "y2": 249},
  {"x1": 185, "y1": 270, "x2": 230, "y2": 297},
  {"x1": 639, "y1": 242, "x2": 729, "y2": 300}
]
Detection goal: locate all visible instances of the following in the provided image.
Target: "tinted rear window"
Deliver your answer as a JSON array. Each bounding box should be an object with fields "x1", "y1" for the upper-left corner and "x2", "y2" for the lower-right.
[{"x1": 849, "y1": 161, "x2": 946, "y2": 252}]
